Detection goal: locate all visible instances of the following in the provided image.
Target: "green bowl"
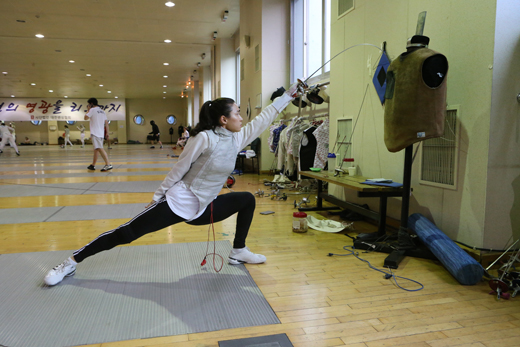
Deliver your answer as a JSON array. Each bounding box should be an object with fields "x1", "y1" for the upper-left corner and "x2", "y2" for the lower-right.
[{"x1": 310, "y1": 167, "x2": 321, "y2": 172}]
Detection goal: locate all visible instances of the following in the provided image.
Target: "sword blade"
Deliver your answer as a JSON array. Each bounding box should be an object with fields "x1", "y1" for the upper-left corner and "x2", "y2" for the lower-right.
[{"x1": 415, "y1": 11, "x2": 427, "y2": 35}]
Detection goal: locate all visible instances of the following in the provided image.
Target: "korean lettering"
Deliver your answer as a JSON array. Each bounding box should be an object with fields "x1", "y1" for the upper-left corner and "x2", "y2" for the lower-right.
[
  {"x1": 108, "y1": 103, "x2": 121, "y2": 112},
  {"x1": 38, "y1": 100, "x2": 53, "y2": 114},
  {"x1": 7, "y1": 103, "x2": 19, "y2": 111},
  {"x1": 26, "y1": 103, "x2": 37, "y2": 113},
  {"x1": 71, "y1": 102, "x2": 82, "y2": 112},
  {"x1": 53, "y1": 100, "x2": 63, "y2": 114}
]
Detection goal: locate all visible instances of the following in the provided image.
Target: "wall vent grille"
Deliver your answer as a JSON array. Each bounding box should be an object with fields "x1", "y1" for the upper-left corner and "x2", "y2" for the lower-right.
[
  {"x1": 420, "y1": 107, "x2": 459, "y2": 189},
  {"x1": 338, "y1": 0, "x2": 354, "y2": 18}
]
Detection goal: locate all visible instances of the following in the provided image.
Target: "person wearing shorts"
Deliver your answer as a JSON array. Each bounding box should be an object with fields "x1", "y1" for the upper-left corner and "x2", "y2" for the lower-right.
[{"x1": 84, "y1": 98, "x2": 112, "y2": 172}]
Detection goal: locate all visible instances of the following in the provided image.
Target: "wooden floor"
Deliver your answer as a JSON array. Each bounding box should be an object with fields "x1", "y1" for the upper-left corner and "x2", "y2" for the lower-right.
[{"x1": 1, "y1": 145, "x2": 519, "y2": 347}]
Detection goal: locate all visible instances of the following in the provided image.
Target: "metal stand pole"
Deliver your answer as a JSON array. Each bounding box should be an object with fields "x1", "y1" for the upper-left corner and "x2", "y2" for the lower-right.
[
  {"x1": 383, "y1": 145, "x2": 415, "y2": 269},
  {"x1": 398, "y1": 145, "x2": 415, "y2": 249}
]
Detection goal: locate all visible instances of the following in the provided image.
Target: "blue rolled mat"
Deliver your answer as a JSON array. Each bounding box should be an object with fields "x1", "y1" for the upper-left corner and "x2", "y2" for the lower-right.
[{"x1": 408, "y1": 213, "x2": 484, "y2": 285}]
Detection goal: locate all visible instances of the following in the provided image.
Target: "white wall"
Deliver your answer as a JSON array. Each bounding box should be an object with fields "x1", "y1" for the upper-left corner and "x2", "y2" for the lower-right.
[
  {"x1": 11, "y1": 119, "x2": 117, "y2": 145},
  {"x1": 239, "y1": 0, "x2": 292, "y2": 167},
  {"x1": 484, "y1": 0, "x2": 520, "y2": 248},
  {"x1": 125, "y1": 98, "x2": 187, "y2": 144},
  {"x1": 219, "y1": 38, "x2": 237, "y2": 100}
]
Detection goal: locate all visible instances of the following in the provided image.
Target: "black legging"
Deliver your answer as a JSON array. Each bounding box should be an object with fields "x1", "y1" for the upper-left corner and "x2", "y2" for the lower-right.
[{"x1": 73, "y1": 192, "x2": 256, "y2": 263}]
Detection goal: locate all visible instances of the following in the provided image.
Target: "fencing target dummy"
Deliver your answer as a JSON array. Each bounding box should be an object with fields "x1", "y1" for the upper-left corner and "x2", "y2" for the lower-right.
[{"x1": 384, "y1": 45, "x2": 448, "y2": 153}]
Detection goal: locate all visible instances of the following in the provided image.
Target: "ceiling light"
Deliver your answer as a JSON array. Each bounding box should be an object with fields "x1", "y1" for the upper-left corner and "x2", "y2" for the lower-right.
[
  {"x1": 197, "y1": 62, "x2": 201, "y2": 67},
  {"x1": 35, "y1": 34, "x2": 44, "y2": 38},
  {"x1": 201, "y1": 53, "x2": 206, "y2": 59},
  {"x1": 163, "y1": 85, "x2": 167, "y2": 87},
  {"x1": 163, "y1": 63, "x2": 169, "y2": 65},
  {"x1": 165, "y1": 2, "x2": 175, "y2": 7},
  {"x1": 163, "y1": 97, "x2": 166, "y2": 99},
  {"x1": 163, "y1": 91, "x2": 166, "y2": 93},
  {"x1": 11, "y1": 95, "x2": 15, "y2": 97},
  {"x1": 86, "y1": 74, "x2": 91, "y2": 77},
  {"x1": 64, "y1": 96, "x2": 68, "y2": 98},
  {"x1": 69, "y1": 60, "x2": 75, "y2": 63},
  {"x1": 115, "y1": 96, "x2": 118, "y2": 98},
  {"x1": 164, "y1": 39, "x2": 171, "y2": 43},
  {"x1": 212, "y1": 31, "x2": 218, "y2": 40},
  {"x1": 99, "y1": 84, "x2": 103, "y2": 87},
  {"x1": 49, "y1": 90, "x2": 53, "y2": 92},
  {"x1": 107, "y1": 91, "x2": 112, "y2": 93},
  {"x1": 30, "y1": 83, "x2": 36, "y2": 86},
  {"x1": 222, "y1": 10, "x2": 229, "y2": 22},
  {"x1": 163, "y1": 75, "x2": 168, "y2": 78},
  {"x1": 2, "y1": 72, "x2": 7, "y2": 74}
]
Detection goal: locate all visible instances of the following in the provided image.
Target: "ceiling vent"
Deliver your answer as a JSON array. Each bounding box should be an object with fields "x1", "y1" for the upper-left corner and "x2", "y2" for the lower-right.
[{"x1": 338, "y1": 0, "x2": 354, "y2": 19}]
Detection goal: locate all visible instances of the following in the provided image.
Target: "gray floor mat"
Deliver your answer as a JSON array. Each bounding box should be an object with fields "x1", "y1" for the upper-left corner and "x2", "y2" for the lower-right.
[
  {"x1": 219, "y1": 333, "x2": 294, "y2": 347},
  {"x1": 0, "y1": 242, "x2": 279, "y2": 347},
  {"x1": 0, "y1": 206, "x2": 64, "y2": 224},
  {"x1": 46, "y1": 203, "x2": 147, "y2": 222},
  {"x1": 84, "y1": 181, "x2": 162, "y2": 193},
  {"x1": 0, "y1": 184, "x2": 90, "y2": 197},
  {"x1": 0, "y1": 170, "x2": 169, "y2": 180},
  {"x1": 0, "y1": 163, "x2": 174, "y2": 172},
  {"x1": 0, "y1": 181, "x2": 162, "y2": 197}
]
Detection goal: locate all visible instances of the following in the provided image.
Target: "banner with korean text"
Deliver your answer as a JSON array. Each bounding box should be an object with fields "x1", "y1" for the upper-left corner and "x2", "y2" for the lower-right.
[{"x1": 0, "y1": 98, "x2": 125, "y2": 121}]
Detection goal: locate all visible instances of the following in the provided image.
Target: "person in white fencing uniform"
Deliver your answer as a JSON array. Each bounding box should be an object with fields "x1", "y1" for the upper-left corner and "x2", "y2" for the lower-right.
[
  {"x1": 63, "y1": 125, "x2": 74, "y2": 148},
  {"x1": 0, "y1": 122, "x2": 20, "y2": 156},
  {"x1": 77, "y1": 124, "x2": 86, "y2": 147},
  {"x1": 43, "y1": 83, "x2": 299, "y2": 286},
  {"x1": 9, "y1": 122, "x2": 16, "y2": 142}
]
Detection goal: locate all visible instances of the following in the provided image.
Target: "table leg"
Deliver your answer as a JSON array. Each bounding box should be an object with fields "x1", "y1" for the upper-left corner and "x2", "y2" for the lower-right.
[
  {"x1": 377, "y1": 196, "x2": 388, "y2": 237},
  {"x1": 298, "y1": 180, "x2": 340, "y2": 212}
]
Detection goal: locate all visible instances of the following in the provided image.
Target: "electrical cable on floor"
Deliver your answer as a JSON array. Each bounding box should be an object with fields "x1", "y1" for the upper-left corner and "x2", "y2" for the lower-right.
[
  {"x1": 328, "y1": 245, "x2": 424, "y2": 292},
  {"x1": 201, "y1": 202, "x2": 224, "y2": 272},
  {"x1": 454, "y1": 240, "x2": 519, "y2": 253}
]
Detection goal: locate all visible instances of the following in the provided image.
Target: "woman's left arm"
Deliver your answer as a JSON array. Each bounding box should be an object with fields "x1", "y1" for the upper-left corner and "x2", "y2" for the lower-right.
[{"x1": 237, "y1": 93, "x2": 293, "y2": 149}]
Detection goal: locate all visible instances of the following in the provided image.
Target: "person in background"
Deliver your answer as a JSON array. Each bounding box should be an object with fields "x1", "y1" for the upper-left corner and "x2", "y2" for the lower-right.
[
  {"x1": 43, "y1": 83, "x2": 299, "y2": 286},
  {"x1": 105, "y1": 126, "x2": 112, "y2": 150},
  {"x1": 77, "y1": 124, "x2": 86, "y2": 147},
  {"x1": 63, "y1": 125, "x2": 74, "y2": 148},
  {"x1": 84, "y1": 98, "x2": 112, "y2": 172},
  {"x1": 149, "y1": 120, "x2": 163, "y2": 149},
  {"x1": 9, "y1": 122, "x2": 16, "y2": 142},
  {"x1": 174, "y1": 126, "x2": 190, "y2": 149},
  {"x1": 0, "y1": 121, "x2": 20, "y2": 156}
]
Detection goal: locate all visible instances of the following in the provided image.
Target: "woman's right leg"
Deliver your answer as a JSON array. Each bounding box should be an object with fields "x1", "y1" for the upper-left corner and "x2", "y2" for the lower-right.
[
  {"x1": 74, "y1": 199, "x2": 184, "y2": 263},
  {"x1": 45, "y1": 199, "x2": 184, "y2": 286}
]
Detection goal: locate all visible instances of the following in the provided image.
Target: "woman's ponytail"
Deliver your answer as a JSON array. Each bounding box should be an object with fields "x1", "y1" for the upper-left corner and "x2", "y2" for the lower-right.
[{"x1": 191, "y1": 98, "x2": 235, "y2": 137}]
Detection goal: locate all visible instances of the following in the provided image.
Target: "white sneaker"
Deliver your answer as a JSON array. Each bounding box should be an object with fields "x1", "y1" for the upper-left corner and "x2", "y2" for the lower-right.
[
  {"x1": 44, "y1": 257, "x2": 76, "y2": 286},
  {"x1": 228, "y1": 247, "x2": 266, "y2": 265}
]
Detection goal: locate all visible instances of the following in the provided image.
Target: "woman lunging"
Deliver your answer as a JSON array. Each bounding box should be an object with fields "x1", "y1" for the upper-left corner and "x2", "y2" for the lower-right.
[{"x1": 44, "y1": 85, "x2": 296, "y2": 286}]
